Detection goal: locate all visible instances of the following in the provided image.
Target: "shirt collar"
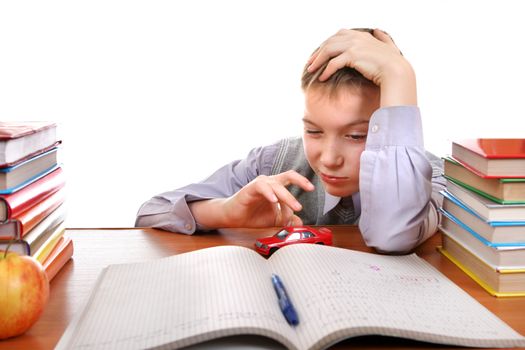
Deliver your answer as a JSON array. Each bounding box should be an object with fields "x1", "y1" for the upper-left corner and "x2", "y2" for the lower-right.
[
  {"x1": 323, "y1": 192, "x2": 340, "y2": 214},
  {"x1": 322, "y1": 191, "x2": 361, "y2": 216}
]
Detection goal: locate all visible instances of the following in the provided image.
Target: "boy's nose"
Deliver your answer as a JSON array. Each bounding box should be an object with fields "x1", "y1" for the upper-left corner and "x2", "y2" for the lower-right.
[{"x1": 320, "y1": 144, "x2": 344, "y2": 168}]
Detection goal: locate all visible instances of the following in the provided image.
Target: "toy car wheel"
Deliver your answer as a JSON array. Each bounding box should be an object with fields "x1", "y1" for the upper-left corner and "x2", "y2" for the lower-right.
[{"x1": 269, "y1": 247, "x2": 278, "y2": 256}]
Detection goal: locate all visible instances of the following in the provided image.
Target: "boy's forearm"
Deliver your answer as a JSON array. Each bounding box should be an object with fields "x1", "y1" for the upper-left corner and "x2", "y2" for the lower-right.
[
  {"x1": 380, "y1": 59, "x2": 417, "y2": 107},
  {"x1": 359, "y1": 106, "x2": 431, "y2": 253},
  {"x1": 188, "y1": 198, "x2": 229, "y2": 229}
]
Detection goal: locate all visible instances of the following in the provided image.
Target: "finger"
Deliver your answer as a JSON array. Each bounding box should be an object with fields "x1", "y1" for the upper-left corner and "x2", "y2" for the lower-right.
[
  {"x1": 273, "y1": 202, "x2": 283, "y2": 226},
  {"x1": 308, "y1": 28, "x2": 363, "y2": 72},
  {"x1": 272, "y1": 202, "x2": 293, "y2": 226},
  {"x1": 306, "y1": 37, "x2": 344, "y2": 73},
  {"x1": 318, "y1": 52, "x2": 353, "y2": 81},
  {"x1": 279, "y1": 202, "x2": 295, "y2": 226},
  {"x1": 275, "y1": 170, "x2": 315, "y2": 192},
  {"x1": 307, "y1": 48, "x2": 328, "y2": 73},
  {"x1": 250, "y1": 177, "x2": 280, "y2": 204},
  {"x1": 373, "y1": 28, "x2": 399, "y2": 50},
  {"x1": 271, "y1": 183, "x2": 303, "y2": 212},
  {"x1": 306, "y1": 48, "x2": 320, "y2": 67},
  {"x1": 307, "y1": 32, "x2": 339, "y2": 70},
  {"x1": 291, "y1": 214, "x2": 303, "y2": 227},
  {"x1": 372, "y1": 28, "x2": 392, "y2": 43}
]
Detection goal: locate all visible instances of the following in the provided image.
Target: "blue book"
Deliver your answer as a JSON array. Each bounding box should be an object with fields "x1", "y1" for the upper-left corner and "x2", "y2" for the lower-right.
[
  {"x1": 440, "y1": 190, "x2": 525, "y2": 244},
  {"x1": 0, "y1": 148, "x2": 59, "y2": 194},
  {"x1": 439, "y1": 207, "x2": 525, "y2": 248},
  {"x1": 439, "y1": 211, "x2": 525, "y2": 269},
  {"x1": 444, "y1": 180, "x2": 525, "y2": 222}
]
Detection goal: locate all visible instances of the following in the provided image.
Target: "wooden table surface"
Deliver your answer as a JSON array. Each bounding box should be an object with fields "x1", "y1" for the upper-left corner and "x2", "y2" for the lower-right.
[{"x1": 1, "y1": 226, "x2": 524, "y2": 350}]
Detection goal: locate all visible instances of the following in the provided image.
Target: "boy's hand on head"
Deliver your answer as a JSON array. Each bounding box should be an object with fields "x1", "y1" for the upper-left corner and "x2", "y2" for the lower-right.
[
  {"x1": 189, "y1": 171, "x2": 314, "y2": 229},
  {"x1": 307, "y1": 28, "x2": 417, "y2": 107}
]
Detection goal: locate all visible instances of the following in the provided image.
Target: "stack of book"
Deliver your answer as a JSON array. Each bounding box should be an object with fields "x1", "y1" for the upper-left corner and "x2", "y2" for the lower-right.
[
  {"x1": 0, "y1": 121, "x2": 73, "y2": 281},
  {"x1": 438, "y1": 138, "x2": 525, "y2": 297}
]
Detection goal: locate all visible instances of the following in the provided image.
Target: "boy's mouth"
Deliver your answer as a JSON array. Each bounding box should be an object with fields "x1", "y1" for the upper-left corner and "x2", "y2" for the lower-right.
[{"x1": 320, "y1": 173, "x2": 349, "y2": 184}]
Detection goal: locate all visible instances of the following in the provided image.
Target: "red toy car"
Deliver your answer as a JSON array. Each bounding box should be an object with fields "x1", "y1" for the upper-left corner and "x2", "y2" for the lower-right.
[{"x1": 254, "y1": 226, "x2": 333, "y2": 256}]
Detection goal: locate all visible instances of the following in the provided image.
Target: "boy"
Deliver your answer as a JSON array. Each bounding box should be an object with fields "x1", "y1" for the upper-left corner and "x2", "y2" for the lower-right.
[{"x1": 135, "y1": 28, "x2": 445, "y2": 253}]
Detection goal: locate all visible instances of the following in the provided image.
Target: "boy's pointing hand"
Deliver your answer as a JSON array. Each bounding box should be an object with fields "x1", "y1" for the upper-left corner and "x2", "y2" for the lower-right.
[{"x1": 189, "y1": 171, "x2": 314, "y2": 229}]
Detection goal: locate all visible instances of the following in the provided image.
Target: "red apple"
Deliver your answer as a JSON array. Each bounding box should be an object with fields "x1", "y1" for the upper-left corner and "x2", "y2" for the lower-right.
[{"x1": 0, "y1": 250, "x2": 50, "y2": 339}]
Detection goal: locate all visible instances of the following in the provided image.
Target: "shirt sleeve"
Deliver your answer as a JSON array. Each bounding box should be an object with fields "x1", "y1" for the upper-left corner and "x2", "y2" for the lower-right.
[
  {"x1": 358, "y1": 106, "x2": 445, "y2": 253},
  {"x1": 134, "y1": 141, "x2": 280, "y2": 234}
]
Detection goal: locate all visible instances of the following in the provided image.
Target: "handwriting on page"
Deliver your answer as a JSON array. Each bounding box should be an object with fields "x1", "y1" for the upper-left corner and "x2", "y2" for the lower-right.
[{"x1": 275, "y1": 245, "x2": 512, "y2": 345}]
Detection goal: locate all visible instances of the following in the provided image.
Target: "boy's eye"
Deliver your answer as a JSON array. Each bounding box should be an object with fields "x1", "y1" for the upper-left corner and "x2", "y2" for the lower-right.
[
  {"x1": 305, "y1": 130, "x2": 322, "y2": 135},
  {"x1": 346, "y1": 134, "x2": 367, "y2": 141}
]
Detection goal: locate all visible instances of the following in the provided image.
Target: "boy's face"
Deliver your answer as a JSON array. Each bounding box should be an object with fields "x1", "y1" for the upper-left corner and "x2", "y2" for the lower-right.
[{"x1": 302, "y1": 86, "x2": 380, "y2": 197}]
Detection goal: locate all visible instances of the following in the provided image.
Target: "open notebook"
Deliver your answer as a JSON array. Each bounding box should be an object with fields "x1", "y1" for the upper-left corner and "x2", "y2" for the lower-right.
[{"x1": 55, "y1": 244, "x2": 525, "y2": 350}]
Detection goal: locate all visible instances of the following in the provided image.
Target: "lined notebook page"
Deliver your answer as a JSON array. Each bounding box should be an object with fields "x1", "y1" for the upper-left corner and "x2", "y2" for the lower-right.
[
  {"x1": 56, "y1": 246, "x2": 298, "y2": 350},
  {"x1": 269, "y1": 244, "x2": 525, "y2": 350}
]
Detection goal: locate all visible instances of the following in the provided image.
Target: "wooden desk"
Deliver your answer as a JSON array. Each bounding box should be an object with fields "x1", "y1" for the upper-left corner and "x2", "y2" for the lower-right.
[{"x1": 1, "y1": 226, "x2": 524, "y2": 350}]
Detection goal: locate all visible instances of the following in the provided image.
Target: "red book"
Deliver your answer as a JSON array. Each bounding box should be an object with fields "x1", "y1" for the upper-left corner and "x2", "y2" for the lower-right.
[
  {"x1": 42, "y1": 235, "x2": 74, "y2": 281},
  {"x1": 0, "y1": 186, "x2": 66, "y2": 240},
  {"x1": 0, "y1": 167, "x2": 66, "y2": 222},
  {"x1": 452, "y1": 139, "x2": 525, "y2": 178},
  {"x1": 0, "y1": 203, "x2": 67, "y2": 255},
  {"x1": 17, "y1": 187, "x2": 66, "y2": 237}
]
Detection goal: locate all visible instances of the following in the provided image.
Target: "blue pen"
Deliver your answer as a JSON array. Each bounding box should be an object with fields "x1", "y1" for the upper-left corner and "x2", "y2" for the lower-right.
[{"x1": 271, "y1": 274, "x2": 299, "y2": 326}]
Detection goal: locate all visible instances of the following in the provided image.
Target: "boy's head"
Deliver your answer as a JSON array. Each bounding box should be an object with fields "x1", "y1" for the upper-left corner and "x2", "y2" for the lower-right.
[{"x1": 301, "y1": 28, "x2": 380, "y2": 198}]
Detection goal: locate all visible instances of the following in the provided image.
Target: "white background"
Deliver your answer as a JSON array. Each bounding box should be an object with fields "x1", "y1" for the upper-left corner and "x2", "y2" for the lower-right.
[{"x1": 1, "y1": 0, "x2": 523, "y2": 228}]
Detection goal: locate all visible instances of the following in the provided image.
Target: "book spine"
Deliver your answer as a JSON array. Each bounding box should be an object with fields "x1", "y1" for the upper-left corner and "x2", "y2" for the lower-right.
[
  {"x1": 43, "y1": 236, "x2": 73, "y2": 281},
  {"x1": 0, "y1": 220, "x2": 21, "y2": 240},
  {"x1": 1, "y1": 167, "x2": 65, "y2": 221},
  {"x1": 445, "y1": 176, "x2": 525, "y2": 205},
  {"x1": 0, "y1": 240, "x2": 30, "y2": 255},
  {"x1": 440, "y1": 208, "x2": 525, "y2": 247},
  {"x1": 33, "y1": 224, "x2": 66, "y2": 263},
  {"x1": 18, "y1": 187, "x2": 66, "y2": 237},
  {"x1": 0, "y1": 164, "x2": 59, "y2": 195},
  {"x1": 0, "y1": 142, "x2": 60, "y2": 169},
  {"x1": 0, "y1": 121, "x2": 56, "y2": 140}
]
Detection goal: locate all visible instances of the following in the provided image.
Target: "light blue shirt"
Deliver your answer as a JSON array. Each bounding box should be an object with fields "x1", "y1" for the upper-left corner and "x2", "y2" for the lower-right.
[{"x1": 136, "y1": 106, "x2": 445, "y2": 253}]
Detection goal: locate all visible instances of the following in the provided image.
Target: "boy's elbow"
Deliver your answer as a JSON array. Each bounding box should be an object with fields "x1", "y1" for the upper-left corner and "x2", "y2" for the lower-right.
[
  {"x1": 360, "y1": 219, "x2": 425, "y2": 254},
  {"x1": 359, "y1": 197, "x2": 435, "y2": 254},
  {"x1": 369, "y1": 232, "x2": 420, "y2": 254},
  {"x1": 373, "y1": 203, "x2": 441, "y2": 254},
  {"x1": 135, "y1": 212, "x2": 197, "y2": 235}
]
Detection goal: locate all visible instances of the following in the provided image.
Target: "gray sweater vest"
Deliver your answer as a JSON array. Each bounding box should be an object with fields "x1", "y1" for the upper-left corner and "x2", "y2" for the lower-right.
[{"x1": 270, "y1": 137, "x2": 358, "y2": 225}]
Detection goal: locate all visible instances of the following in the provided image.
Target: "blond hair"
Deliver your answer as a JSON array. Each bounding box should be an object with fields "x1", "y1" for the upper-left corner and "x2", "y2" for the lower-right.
[{"x1": 301, "y1": 28, "x2": 378, "y2": 98}]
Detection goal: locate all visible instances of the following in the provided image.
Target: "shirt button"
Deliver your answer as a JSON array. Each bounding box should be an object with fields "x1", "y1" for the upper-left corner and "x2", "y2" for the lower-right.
[
  {"x1": 185, "y1": 223, "x2": 193, "y2": 231},
  {"x1": 371, "y1": 124, "x2": 379, "y2": 133}
]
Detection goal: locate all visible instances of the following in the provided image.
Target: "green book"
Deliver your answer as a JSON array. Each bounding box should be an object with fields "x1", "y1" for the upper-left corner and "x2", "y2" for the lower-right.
[{"x1": 443, "y1": 157, "x2": 525, "y2": 204}]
